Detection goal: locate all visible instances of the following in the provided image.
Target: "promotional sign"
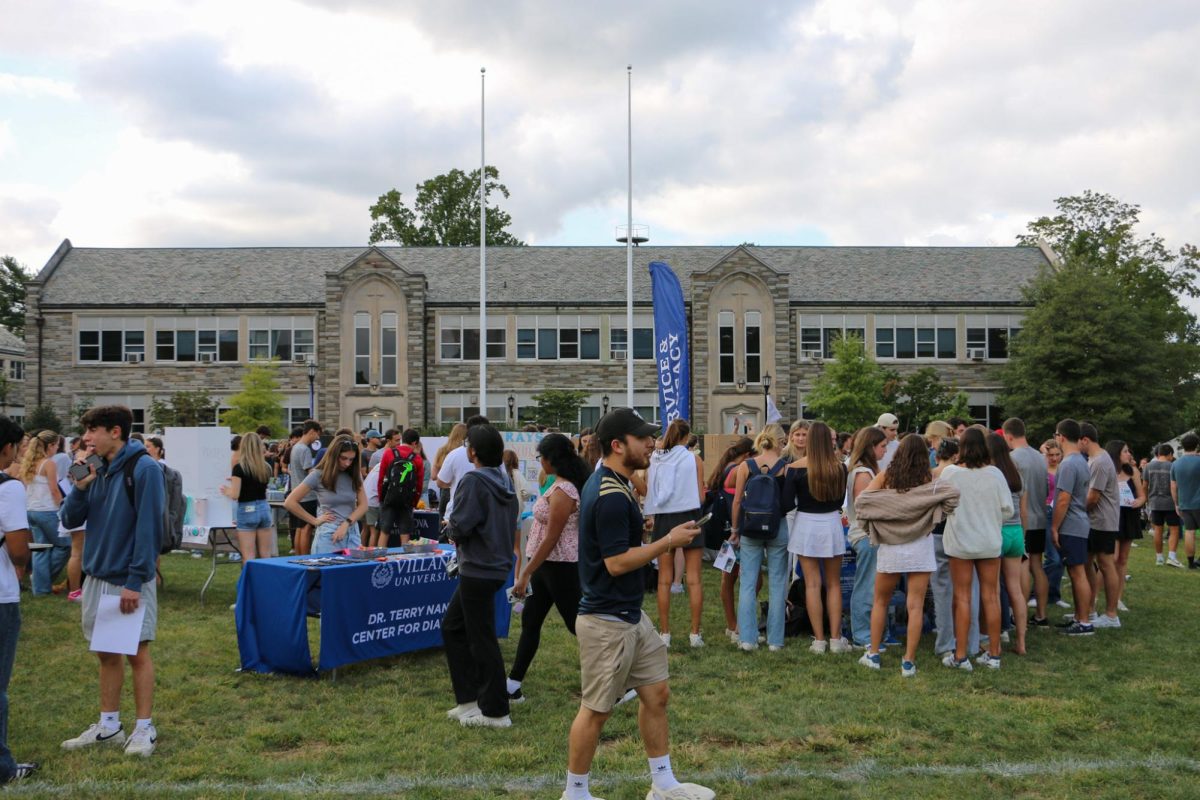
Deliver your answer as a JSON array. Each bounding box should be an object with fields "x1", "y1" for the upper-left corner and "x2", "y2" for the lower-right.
[
  {"x1": 164, "y1": 427, "x2": 234, "y2": 528},
  {"x1": 649, "y1": 260, "x2": 690, "y2": 425},
  {"x1": 235, "y1": 547, "x2": 512, "y2": 674}
]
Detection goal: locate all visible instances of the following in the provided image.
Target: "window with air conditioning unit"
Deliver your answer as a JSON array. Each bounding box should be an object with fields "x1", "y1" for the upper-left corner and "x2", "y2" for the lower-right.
[
  {"x1": 612, "y1": 350, "x2": 627, "y2": 361},
  {"x1": 124, "y1": 352, "x2": 144, "y2": 363},
  {"x1": 967, "y1": 347, "x2": 986, "y2": 361},
  {"x1": 293, "y1": 355, "x2": 309, "y2": 366},
  {"x1": 800, "y1": 349, "x2": 823, "y2": 361},
  {"x1": 198, "y1": 352, "x2": 216, "y2": 363}
]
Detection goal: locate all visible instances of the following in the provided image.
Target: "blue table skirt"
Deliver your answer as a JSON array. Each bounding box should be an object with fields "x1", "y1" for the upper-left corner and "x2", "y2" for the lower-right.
[{"x1": 236, "y1": 545, "x2": 512, "y2": 675}]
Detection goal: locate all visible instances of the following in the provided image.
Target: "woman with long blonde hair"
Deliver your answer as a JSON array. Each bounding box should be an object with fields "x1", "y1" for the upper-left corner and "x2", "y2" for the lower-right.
[
  {"x1": 783, "y1": 420, "x2": 849, "y2": 653},
  {"x1": 782, "y1": 419, "x2": 810, "y2": 461},
  {"x1": 221, "y1": 431, "x2": 276, "y2": 561},
  {"x1": 20, "y1": 430, "x2": 67, "y2": 596},
  {"x1": 434, "y1": 423, "x2": 468, "y2": 516}
]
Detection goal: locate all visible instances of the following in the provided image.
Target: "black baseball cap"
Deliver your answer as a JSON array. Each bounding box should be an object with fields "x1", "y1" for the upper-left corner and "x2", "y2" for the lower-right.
[{"x1": 595, "y1": 408, "x2": 659, "y2": 445}]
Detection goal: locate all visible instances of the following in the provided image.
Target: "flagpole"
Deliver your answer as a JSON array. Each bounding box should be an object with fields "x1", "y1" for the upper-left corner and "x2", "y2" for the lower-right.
[
  {"x1": 479, "y1": 66, "x2": 488, "y2": 419},
  {"x1": 625, "y1": 65, "x2": 634, "y2": 409}
]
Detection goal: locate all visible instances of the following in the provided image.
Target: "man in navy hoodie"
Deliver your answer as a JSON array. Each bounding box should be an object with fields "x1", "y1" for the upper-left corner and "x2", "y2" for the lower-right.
[{"x1": 60, "y1": 406, "x2": 165, "y2": 758}]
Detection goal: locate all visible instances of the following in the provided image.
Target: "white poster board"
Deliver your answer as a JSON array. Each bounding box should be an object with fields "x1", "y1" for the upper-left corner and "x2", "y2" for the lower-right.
[
  {"x1": 165, "y1": 427, "x2": 235, "y2": 529},
  {"x1": 502, "y1": 430, "x2": 546, "y2": 488}
]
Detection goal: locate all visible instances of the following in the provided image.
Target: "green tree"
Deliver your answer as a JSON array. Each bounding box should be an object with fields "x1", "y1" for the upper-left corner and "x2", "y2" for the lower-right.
[
  {"x1": 1004, "y1": 192, "x2": 1200, "y2": 452},
  {"x1": 221, "y1": 363, "x2": 286, "y2": 436},
  {"x1": 0, "y1": 372, "x2": 8, "y2": 415},
  {"x1": 24, "y1": 403, "x2": 63, "y2": 433},
  {"x1": 368, "y1": 166, "x2": 526, "y2": 246},
  {"x1": 946, "y1": 391, "x2": 973, "y2": 424},
  {"x1": 893, "y1": 367, "x2": 953, "y2": 433},
  {"x1": 803, "y1": 334, "x2": 889, "y2": 432},
  {"x1": 70, "y1": 395, "x2": 94, "y2": 435},
  {"x1": 1, "y1": 255, "x2": 30, "y2": 335},
  {"x1": 530, "y1": 389, "x2": 589, "y2": 432},
  {"x1": 149, "y1": 391, "x2": 218, "y2": 431}
]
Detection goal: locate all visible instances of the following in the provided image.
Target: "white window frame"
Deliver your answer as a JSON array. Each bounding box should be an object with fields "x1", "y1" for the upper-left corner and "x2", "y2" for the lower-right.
[
  {"x1": 248, "y1": 316, "x2": 315, "y2": 363},
  {"x1": 439, "y1": 314, "x2": 507, "y2": 362},
  {"x1": 874, "y1": 314, "x2": 957, "y2": 361},
  {"x1": 354, "y1": 311, "x2": 371, "y2": 386},
  {"x1": 965, "y1": 314, "x2": 1022, "y2": 361},
  {"x1": 77, "y1": 317, "x2": 146, "y2": 364},
  {"x1": 609, "y1": 312, "x2": 654, "y2": 361},
  {"x1": 380, "y1": 311, "x2": 398, "y2": 386},
  {"x1": 155, "y1": 317, "x2": 239, "y2": 363}
]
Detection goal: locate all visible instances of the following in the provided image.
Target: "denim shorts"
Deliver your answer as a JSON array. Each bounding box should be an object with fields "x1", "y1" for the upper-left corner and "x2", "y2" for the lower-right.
[{"x1": 235, "y1": 499, "x2": 273, "y2": 531}]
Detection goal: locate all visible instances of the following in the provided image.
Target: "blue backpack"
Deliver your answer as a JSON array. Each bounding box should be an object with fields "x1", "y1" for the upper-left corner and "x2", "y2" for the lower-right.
[{"x1": 740, "y1": 457, "x2": 787, "y2": 540}]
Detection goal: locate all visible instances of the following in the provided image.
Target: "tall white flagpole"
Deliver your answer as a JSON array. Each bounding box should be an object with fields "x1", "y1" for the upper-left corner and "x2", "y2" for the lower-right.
[
  {"x1": 626, "y1": 65, "x2": 634, "y2": 409},
  {"x1": 479, "y1": 67, "x2": 488, "y2": 419}
]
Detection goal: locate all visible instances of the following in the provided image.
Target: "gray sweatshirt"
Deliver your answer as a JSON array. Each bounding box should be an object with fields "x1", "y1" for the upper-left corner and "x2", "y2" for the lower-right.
[{"x1": 446, "y1": 466, "x2": 518, "y2": 581}]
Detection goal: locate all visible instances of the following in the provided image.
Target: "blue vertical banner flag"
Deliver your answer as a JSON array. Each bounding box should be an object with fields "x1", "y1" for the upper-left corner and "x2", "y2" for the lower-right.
[{"x1": 648, "y1": 260, "x2": 690, "y2": 424}]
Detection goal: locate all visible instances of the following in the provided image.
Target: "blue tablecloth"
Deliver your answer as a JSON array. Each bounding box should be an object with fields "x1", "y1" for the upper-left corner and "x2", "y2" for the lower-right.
[{"x1": 235, "y1": 545, "x2": 512, "y2": 675}]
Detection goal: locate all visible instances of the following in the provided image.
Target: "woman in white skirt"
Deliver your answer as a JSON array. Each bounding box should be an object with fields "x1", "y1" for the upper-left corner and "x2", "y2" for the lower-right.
[
  {"x1": 783, "y1": 421, "x2": 849, "y2": 653},
  {"x1": 853, "y1": 434, "x2": 960, "y2": 676}
]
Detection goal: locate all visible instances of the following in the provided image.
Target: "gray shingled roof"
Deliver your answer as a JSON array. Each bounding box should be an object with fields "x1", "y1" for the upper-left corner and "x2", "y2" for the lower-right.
[
  {"x1": 36, "y1": 244, "x2": 1048, "y2": 307},
  {"x1": 0, "y1": 327, "x2": 23, "y2": 353}
]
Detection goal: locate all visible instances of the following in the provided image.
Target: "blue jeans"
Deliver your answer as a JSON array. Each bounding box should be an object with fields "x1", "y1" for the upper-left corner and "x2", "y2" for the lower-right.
[
  {"x1": 737, "y1": 522, "x2": 789, "y2": 647},
  {"x1": 313, "y1": 520, "x2": 361, "y2": 554},
  {"x1": 849, "y1": 538, "x2": 877, "y2": 646},
  {"x1": 29, "y1": 510, "x2": 68, "y2": 595},
  {"x1": 1043, "y1": 536, "x2": 1064, "y2": 605},
  {"x1": 0, "y1": 603, "x2": 19, "y2": 783}
]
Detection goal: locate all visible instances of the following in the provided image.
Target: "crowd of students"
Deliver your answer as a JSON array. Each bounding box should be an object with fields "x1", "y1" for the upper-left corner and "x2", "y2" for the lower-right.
[{"x1": 3, "y1": 404, "x2": 1198, "y2": 798}]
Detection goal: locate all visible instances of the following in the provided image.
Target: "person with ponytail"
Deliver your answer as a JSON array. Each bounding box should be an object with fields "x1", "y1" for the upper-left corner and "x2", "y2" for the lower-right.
[
  {"x1": 705, "y1": 437, "x2": 754, "y2": 640},
  {"x1": 644, "y1": 418, "x2": 706, "y2": 648},
  {"x1": 506, "y1": 433, "x2": 591, "y2": 703},
  {"x1": 221, "y1": 432, "x2": 276, "y2": 562}
]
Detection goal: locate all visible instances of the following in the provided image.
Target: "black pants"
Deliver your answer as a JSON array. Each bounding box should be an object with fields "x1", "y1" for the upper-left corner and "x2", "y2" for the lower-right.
[
  {"x1": 509, "y1": 560, "x2": 581, "y2": 682},
  {"x1": 442, "y1": 575, "x2": 508, "y2": 718}
]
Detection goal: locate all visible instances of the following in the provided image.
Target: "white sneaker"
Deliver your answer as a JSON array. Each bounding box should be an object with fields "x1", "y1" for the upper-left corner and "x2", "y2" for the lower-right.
[
  {"x1": 124, "y1": 724, "x2": 157, "y2": 757},
  {"x1": 809, "y1": 639, "x2": 828, "y2": 654},
  {"x1": 858, "y1": 651, "x2": 881, "y2": 670},
  {"x1": 446, "y1": 701, "x2": 479, "y2": 720},
  {"x1": 689, "y1": 633, "x2": 704, "y2": 648},
  {"x1": 942, "y1": 652, "x2": 973, "y2": 672},
  {"x1": 724, "y1": 628, "x2": 738, "y2": 643},
  {"x1": 1027, "y1": 597, "x2": 1038, "y2": 607},
  {"x1": 1093, "y1": 614, "x2": 1121, "y2": 629},
  {"x1": 459, "y1": 710, "x2": 512, "y2": 728},
  {"x1": 62, "y1": 723, "x2": 125, "y2": 750},
  {"x1": 1055, "y1": 599, "x2": 1072, "y2": 608},
  {"x1": 1117, "y1": 600, "x2": 1129, "y2": 612},
  {"x1": 975, "y1": 653, "x2": 1001, "y2": 670},
  {"x1": 646, "y1": 782, "x2": 716, "y2": 800},
  {"x1": 1156, "y1": 555, "x2": 1165, "y2": 565},
  {"x1": 829, "y1": 637, "x2": 851, "y2": 654},
  {"x1": 660, "y1": 633, "x2": 671, "y2": 648},
  {"x1": 901, "y1": 660, "x2": 917, "y2": 678},
  {"x1": 738, "y1": 641, "x2": 758, "y2": 652},
  {"x1": 669, "y1": 583, "x2": 684, "y2": 594},
  {"x1": 1000, "y1": 631, "x2": 1010, "y2": 644},
  {"x1": 768, "y1": 644, "x2": 783, "y2": 652},
  {"x1": 1167, "y1": 557, "x2": 1184, "y2": 568}
]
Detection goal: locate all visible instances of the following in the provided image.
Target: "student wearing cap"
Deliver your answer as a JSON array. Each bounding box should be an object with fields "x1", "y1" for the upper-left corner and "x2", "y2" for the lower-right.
[
  {"x1": 876, "y1": 413, "x2": 900, "y2": 471},
  {"x1": 562, "y1": 408, "x2": 712, "y2": 800}
]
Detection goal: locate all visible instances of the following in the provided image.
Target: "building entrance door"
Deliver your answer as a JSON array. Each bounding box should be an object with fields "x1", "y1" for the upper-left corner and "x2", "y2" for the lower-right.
[{"x1": 355, "y1": 410, "x2": 394, "y2": 434}]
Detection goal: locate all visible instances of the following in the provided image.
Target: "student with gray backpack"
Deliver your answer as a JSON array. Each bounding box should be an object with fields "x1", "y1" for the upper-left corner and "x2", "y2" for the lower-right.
[{"x1": 729, "y1": 423, "x2": 790, "y2": 652}]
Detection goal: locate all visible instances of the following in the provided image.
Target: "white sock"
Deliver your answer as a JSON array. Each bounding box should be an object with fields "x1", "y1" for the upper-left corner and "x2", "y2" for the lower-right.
[
  {"x1": 100, "y1": 711, "x2": 120, "y2": 731},
  {"x1": 564, "y1": 771, "x2": 591, "y2": 800},
  {"x1": 1169, "y1": 551, "x2": 1177, "y2": 559},
  {"x1": 648, "y1": 754, "x2": 681, "y2": 791},
  {"x1": 506, "y1": 678, "x2": 521, "y2": 695},
  {"x1": 135, "y1": 718, "x2": 153, "y2": 732}
]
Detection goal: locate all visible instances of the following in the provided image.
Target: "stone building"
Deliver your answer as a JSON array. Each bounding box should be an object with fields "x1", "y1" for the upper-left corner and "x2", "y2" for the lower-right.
[
  {"x1": 22, "y1": 239, "x2": 1053, "y2": 434},
  {"x1": 0, "y1": 327, "x2": 25, "y2": 425}
]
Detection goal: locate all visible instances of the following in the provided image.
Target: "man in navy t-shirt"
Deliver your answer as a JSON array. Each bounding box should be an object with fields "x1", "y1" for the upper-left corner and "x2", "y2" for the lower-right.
[{"x1": 562, "y1": 408, "x2": 711, "y2": 800}]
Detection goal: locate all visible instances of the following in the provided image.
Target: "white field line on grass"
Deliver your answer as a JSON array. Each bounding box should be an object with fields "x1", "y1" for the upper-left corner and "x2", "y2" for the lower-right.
[{"x1": 7, "y1": 754, "x2": 1199, "y2": 796}]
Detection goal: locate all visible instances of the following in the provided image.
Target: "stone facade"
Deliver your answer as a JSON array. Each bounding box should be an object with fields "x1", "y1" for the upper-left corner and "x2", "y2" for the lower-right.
[{"x1": 22, "y1": 242, "x2": 1040, "y2": 434}]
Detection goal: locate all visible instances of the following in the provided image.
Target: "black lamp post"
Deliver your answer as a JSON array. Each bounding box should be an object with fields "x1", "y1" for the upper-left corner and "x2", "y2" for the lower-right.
[
  {"x1": 763, "y1": 371, "x2": 772, "y2": 423},
  {"x1": 507, "y1": 394, "x2": 515, "y2": 426},
  {"x1": 307, "y1": 360, "x2": 317, "y2": 418},
  {"x1": 602, "y1": 394, "x2": 610, "y2": 414}
]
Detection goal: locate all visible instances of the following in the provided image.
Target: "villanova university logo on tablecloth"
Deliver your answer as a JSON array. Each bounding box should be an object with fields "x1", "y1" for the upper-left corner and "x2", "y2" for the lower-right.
[{"x1": 371, "y1": 562, "x2": 394, "y2": 590}]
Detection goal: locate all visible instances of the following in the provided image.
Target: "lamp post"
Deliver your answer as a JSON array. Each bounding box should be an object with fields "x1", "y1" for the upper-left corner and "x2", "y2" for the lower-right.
[
  {"x1": 306, "y1": 360, "x2": 317, "y2": 418},
  {"x1": 507, "y1": 394, "x2": 515, "y2": 427},
  {"x1": 763, "y1": 371, "x2": 772, "y2": 424},
  {"x1": 602, "y1": 394, "x2": 610, "y2": 414}
]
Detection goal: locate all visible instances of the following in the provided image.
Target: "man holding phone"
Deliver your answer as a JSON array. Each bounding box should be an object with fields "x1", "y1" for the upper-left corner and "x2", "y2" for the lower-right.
[
  {"x1": 561, "y1": 409, "x2": 712, "y2": 800},
  {"x1": 60, "y1": 405, "x2": 165, "y2": 757}
]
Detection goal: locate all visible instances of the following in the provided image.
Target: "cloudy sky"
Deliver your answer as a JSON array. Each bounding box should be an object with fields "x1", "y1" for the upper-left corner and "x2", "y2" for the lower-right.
[{"x1": 1, "y1": 0, "x2": 1197, "y2": 273}]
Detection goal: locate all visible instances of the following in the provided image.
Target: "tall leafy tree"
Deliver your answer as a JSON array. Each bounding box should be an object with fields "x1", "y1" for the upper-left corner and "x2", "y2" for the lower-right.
[
  {"x1": 149, "y1": 391, "x2": 218, "y2": 431},
  {"x1": 221, "y1": 364, "x2": 286, "y2": 437},
  {"x1": 368, "y1": 166, "x2": 525, "y2": 246},
  {"x1": 1003, "y1": 192, "x2": 1200, "y2": 452},
  {"x1": 803, "y1": 335, "x2": 889, "y2": 433},
  {"x1": 893, "y1": 367, "x2": 954, "y2": 433},
  {"x1": 1, "y1": 255, "x2": 30, "y2": 335}
]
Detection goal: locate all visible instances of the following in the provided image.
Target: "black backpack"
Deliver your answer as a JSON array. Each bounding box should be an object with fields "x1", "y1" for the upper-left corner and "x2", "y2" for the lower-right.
[
  {"x1": 702, "y1": 465, "x2": 735, "y2": 549},
  {"x1": 739, "y1": 457, "x2": 787, "y2": 540},
  {"x1": 380, "y1": 447, "x2": 419, "y2": 510}
]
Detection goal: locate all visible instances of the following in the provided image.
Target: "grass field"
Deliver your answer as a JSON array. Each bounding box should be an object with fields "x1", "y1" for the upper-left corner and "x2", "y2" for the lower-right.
[{"x1": 7, "y1": 540, "x2": 1200, "y2": 799}]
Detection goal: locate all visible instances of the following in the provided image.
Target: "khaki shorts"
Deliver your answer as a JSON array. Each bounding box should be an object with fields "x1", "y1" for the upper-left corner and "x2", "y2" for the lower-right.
[
  {"x1": 577, "y1": 613, "x2": 669, "y2": 713},
  {"x1": 81, "y1": 576, "x2": 158, "y2": 646}
]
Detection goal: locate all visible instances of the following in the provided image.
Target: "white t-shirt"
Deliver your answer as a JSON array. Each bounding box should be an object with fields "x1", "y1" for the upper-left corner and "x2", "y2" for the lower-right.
[
  {"x1": 365, "y1": 463, "x2": 382, "y2": 508},
  {"x1": 878, "y1": 439, "x2": 900, "y2": 471},
  {"x1": 1, "y1": 478, "x2": 30, "y2": 604},
  {"x1": 436, "y1": 445, "x2": 476, "y2": 516}
]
